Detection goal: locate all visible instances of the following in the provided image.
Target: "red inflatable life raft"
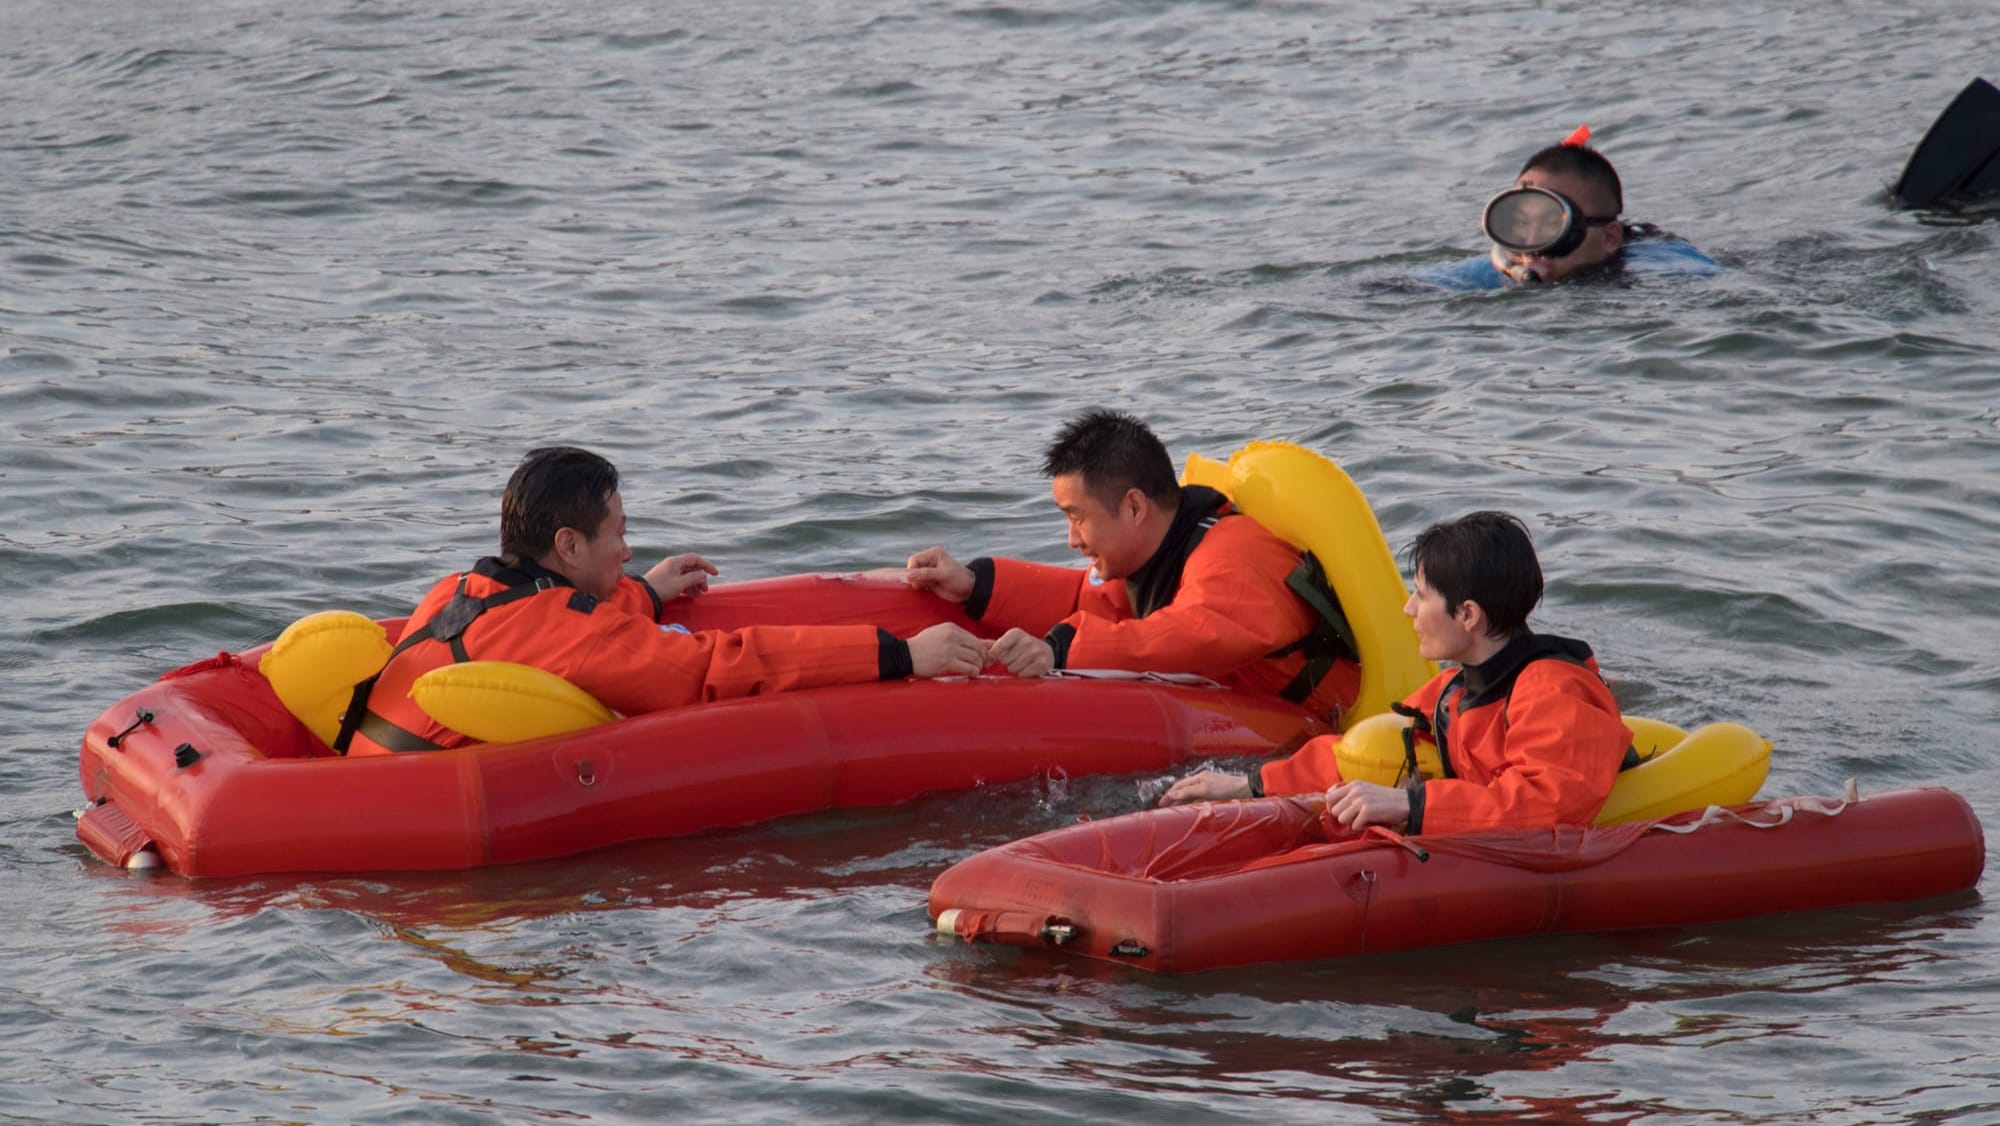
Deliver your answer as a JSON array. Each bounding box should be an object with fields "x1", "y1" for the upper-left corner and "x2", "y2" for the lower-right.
[
  {"x1": 929, "y1": 787, "x2": 1986, "y2": 974},
  {"x1": 74, "y1": 574, "x2": 1328, "y2": 878}
]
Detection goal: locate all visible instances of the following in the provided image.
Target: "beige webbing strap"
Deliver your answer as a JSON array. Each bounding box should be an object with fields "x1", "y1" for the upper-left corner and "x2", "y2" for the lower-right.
[{"x1": 1647, "y1": 778, "x2": 1861, "y2": 835}]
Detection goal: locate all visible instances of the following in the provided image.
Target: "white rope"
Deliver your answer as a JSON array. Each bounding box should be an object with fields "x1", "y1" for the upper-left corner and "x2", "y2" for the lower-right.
[
  {"x1": 1647, "y1": 778, "x2": 1861, "y2": 835},
  {"x1": 1048, "y1": 668, "x2": 1227, "y2": 688}
]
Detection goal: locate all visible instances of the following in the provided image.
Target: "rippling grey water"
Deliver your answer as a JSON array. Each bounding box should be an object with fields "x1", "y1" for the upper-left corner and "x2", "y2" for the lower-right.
[{"x1": 5, "y1": 0, "x2": 1998, "y2": 1121}]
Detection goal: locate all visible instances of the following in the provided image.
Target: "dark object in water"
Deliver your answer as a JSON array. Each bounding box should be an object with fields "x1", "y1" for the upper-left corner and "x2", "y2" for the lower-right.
[{"x1": 1892, "y1": 77, "x2": 2000, "y2": 209}]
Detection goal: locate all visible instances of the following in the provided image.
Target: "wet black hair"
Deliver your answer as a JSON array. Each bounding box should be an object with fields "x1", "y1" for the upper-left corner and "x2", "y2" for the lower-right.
[
  {"x1": 500, "y1": 446, "x2": 619, "y2": 561},
  {"x1": 1519, "y1": 143, "x2": 1623, "y2": 217},
  {"x1": 1405, "y1": 511, "x2": 1544, "y2": 639},
  {"x1": 1041, "y1": 409, "x2": 1180, "y2": 509}
]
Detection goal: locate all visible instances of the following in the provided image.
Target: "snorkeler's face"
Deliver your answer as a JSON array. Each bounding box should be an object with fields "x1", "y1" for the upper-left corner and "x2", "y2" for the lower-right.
[{"x1": 1493, "y1": 168, "x2": 1624, "y2": 283}]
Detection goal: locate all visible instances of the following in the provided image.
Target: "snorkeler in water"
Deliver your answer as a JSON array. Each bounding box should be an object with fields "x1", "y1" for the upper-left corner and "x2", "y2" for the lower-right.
[{"x1": 1424, "y1": 126, "x2": 1721, "y2": 290}]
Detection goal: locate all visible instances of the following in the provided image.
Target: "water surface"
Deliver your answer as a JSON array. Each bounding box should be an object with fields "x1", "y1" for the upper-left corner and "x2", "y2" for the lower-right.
[{"x1": 4, "y1": 0, "x2": 1997, "y2": 1121}]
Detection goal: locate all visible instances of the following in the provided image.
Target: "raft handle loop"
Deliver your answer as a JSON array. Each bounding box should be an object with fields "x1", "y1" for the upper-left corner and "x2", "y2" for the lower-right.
[
  {"x1": 1039, "y1": 921, "x2": 1078, "y2": 945},
  {"x1": 1109, "y1": 938, "x2": 1149, "y2": 958},
  {"x1": 107, "y1": 709, "x2": 155, "y2": 749},
  {"x1": 576, "y1": 759, "x2": 596, "y2": 787},
  {"x1": 172, "y1": 743, "x2": 202, "y2": 769}
]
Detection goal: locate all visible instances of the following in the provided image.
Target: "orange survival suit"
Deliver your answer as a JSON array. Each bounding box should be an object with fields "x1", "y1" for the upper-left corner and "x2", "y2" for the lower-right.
[
  {"x1": 962, "y1": 485, "x2": 1359, "y2": 721},
  {"x1": 1257, "y1": 632, "x2": 1629, "y2": 833},
  {"x1": 339, "y1": 557, "x2": 902, "y2": 755}
]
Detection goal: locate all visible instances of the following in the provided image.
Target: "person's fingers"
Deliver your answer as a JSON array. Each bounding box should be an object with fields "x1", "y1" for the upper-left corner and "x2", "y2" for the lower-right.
[
  {"x1": 1325, "y1": 785, "x2": 1351, "y2": 826},
  {"x1": 1001, "y1": 646, "x2": 1039, "y2": 677}
]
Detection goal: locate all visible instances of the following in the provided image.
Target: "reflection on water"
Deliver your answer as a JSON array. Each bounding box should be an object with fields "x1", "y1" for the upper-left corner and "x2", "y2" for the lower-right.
[{"x1": 920, "y1": 892, "x2": 1990, "y2": 1122}]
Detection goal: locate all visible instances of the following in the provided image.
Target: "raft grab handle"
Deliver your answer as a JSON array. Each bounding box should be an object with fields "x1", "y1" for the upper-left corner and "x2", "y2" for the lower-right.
[{"x1": 106, "y1": 709, "x2": 155, "y2": 749}]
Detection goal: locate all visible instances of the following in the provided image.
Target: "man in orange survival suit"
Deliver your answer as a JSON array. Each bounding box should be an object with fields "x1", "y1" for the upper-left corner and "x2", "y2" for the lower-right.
[
  {"x1": 340, "y1": 446, "x2": 988, "y2": 755},
  {"x1": 902, "y1": 410, "x2": 1357, "y2": 721},
  {"x1": 1159, "y1": 511, "x2": 1630, "y2": 834}
]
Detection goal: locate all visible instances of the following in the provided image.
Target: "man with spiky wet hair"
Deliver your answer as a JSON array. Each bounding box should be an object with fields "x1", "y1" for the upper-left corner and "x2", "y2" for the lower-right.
[{"x1": 905, "y1": 410, "x2": 1359, "y2": 722}]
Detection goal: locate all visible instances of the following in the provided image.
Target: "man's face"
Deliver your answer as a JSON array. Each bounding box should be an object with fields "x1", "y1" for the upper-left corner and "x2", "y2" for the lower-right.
[
  {"x1": 1497, "y1": 168, "x2": 1623, "y2": 283},
  {"x1": 563, "y1": 490, "x2": 633, "y2": 601},
  {"x1": 1051, "y1": 473, "x2": 1149, "y2": 581}
]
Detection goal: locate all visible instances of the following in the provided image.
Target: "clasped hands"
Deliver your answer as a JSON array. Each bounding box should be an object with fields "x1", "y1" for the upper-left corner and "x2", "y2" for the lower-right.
[
  {"x1": 903, "y1": 545, "x2": 1055, "y2": 678},
  {"x1": 646, "y1": 549, "x2": 1057, "y2": 680},
  {"x1": 904, "y1": 623, "x2": 1049, "y2": 679}
]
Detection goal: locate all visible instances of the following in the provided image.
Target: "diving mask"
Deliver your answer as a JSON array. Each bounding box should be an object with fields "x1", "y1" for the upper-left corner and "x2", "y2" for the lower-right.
[{"x1": 1482, "y1": 186, "x2": 1617, "y2": 259}]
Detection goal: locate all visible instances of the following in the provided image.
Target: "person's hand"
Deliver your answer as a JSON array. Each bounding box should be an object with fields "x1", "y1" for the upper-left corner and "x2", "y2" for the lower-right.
[
  {"x1": 987, "y1": 628, "x2": 1055, "y2": 678},
  {"x1": 905, "y1": 546, "x2": 975, "y2": 603},
  {"x1": 1324, "y1": 780, "x2": 1413, "y2": 833},
  {"x1": 905, "y1": 623, "x2": 988, "y2": 678},
  {"x1": 645, "y1": 554, "x2": 719, "y2": 600},
  {"x1": 1158, "y1": 770, "x2": 1253, "y2": 806}
]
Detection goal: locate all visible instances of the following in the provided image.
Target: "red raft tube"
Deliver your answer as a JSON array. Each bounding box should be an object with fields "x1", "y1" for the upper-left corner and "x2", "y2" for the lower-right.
[
  {"x1": 75, "y1": 575, "x2": 1328, "y2": 878},
  {"x1": 929, "y1": 787, "x2": 1986, "y2": 974}
]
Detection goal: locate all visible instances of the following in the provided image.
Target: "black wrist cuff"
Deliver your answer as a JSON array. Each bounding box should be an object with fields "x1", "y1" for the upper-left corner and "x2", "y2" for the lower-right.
[
  {"x1": 632, "y1": 574, "x2": 666, "y2": 621},
  {"x1": 877, "y1": 629, "x2": 914, "y2": 680},
  {"x1": 965, "y1": 557, "x2": 996, "y2": 619},
  {"x1": 1043, "y1": 623, "x2": 1076, "y2": 670}
]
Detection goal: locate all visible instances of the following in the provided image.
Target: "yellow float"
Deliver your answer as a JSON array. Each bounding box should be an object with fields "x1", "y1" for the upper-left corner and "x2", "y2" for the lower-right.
[
  {"x1": 1330, "y1": 710, "x2": 1772, "y2": 825},
  {"x1": 257, "y1": 612, "x2": 616, "y2": 747},
  {"x1": 411, "y1": 660, "x2": 618, "y2": 743},
  {"x1": 1182, "y1": 440, "x2": 1438, "y2": 728},
  {"x1": 257, "y1": 610, "x2": 391, "y2": 747}
]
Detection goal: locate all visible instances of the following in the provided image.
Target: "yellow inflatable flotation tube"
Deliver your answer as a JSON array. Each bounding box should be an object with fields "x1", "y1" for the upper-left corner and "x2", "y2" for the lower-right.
[
  {"x1": 259, "y1": 611, "x2": 392, "y2": 747},
  {"x1": 1594, "y1": 720, "x2": 1771, "y2": 824},
  {"x1": 1183, "y1": 441, "x2": 1437, "y2": 728},
  {"x1": 261, "y1": 610, "x2": 617, "y2": 748},
  {"x1": 1330, "y1": 711, "x2": 1772, "y2": 825},
  {"x1": 411, "y1": 660, "x2": 618, "y2": 744}
]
